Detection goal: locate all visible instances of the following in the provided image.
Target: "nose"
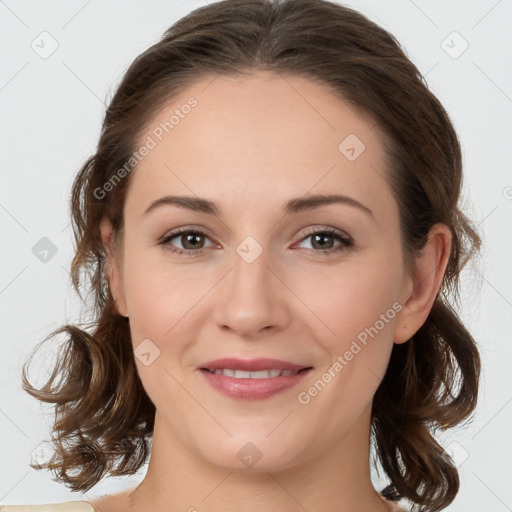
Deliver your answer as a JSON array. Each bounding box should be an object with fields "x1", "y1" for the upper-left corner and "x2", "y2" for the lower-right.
[{"x1": 213, "y1": 244, "x2": 290, "y2": 338}]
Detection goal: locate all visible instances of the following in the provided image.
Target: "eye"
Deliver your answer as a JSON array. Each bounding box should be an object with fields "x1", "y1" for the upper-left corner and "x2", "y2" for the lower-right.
[
  {"x1": 158, "y1": 226, "x2": 353, "y2": 257},
  {"x1": 295, "y1": 227, "x2": 353, "y2": 254},
  {"x1": 158, "y1": 228, "x2": 216, "y2": 256}
]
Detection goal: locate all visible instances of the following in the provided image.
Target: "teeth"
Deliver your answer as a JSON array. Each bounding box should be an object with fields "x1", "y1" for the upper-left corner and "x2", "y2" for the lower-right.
[{"x1": 211, "y1": 368, "x2": 300, "y2": 378}]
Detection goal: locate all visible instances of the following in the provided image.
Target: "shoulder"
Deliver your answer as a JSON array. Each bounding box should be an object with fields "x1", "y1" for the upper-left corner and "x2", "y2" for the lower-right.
[
  {"x1": 0, "y1": 488, "x2": 134, "y2": 512},
  {"x1": 0, "y1": 502, "x2": 95, "y2": 512}
]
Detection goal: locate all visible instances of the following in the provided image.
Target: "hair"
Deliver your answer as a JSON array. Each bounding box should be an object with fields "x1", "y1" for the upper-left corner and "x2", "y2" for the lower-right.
[{"x1": 21, "y1": 0, "x2": 482, "y2": 510}]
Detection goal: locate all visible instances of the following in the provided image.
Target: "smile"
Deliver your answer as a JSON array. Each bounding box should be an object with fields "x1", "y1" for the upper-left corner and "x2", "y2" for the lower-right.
[
  {"x1": 203, "y1": 368, "x2": 304, "y2": 378},
  {"x1": 199, "y1": 367, "x2": 313, "y2": 400}
]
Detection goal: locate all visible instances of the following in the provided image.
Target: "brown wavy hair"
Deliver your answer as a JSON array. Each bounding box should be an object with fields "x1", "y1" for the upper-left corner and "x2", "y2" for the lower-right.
[{"x1": 21, "y1": 0, "x2": 482, "y2": 510}]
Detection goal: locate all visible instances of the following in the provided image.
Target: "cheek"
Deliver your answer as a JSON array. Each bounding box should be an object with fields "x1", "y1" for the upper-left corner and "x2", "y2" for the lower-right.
[
  {"x1": 293, "y1": 258, "x2": 404, "y2": 424},
  {"x1": 296, "y1": 253, "x2": 404, "y2": 352},
  {"x1": 121, "y1": 238, "x2": 200, "y2": 330},
  {"x1": 121, "y1": 243, "x2": 219, "y2": 375},
  {"x1": 122, "y1": 260, "x2": 201, "y2": 400}
]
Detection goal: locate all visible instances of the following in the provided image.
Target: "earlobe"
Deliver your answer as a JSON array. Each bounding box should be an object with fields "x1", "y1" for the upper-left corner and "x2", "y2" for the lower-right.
[
  {"x1": 99, "y1": 216, "x2": 128, "y2": 317},
  {"x1": 393, "y1": 223, "x2": 452, "y2": 344}
]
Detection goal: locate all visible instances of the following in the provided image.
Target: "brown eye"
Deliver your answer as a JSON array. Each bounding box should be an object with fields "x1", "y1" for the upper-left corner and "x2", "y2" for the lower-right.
[
  {"x1": 159, "y1": 229, "x2": 215, "y2": 255},
  {"x1": 178, "y1": 232, "x2": 205, "y2": 250},
  {"x1": 296, "y1": 228, "x2": 353, "y2": 254}
]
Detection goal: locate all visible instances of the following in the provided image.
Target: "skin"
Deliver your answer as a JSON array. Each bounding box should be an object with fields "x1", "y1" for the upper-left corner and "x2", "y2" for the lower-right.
[{"x1": 93, "y1": 70, "x2": 451, "y2": 512}]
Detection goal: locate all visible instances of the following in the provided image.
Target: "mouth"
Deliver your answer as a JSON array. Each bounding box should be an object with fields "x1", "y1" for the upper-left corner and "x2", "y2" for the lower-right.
[
  {"x1": 198, "y1": 359, "x2": 314, "y2": 400},
  {"x1": 198, "y1": 357, "x2": 312, "y2": 374},
  {"x1": 200, "y1": 367, "x2": 312, "y2": 378}
]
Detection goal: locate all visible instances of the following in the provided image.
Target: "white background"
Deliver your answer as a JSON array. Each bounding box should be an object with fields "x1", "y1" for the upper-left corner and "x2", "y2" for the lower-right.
[{"x1": 1, "y1": 0, "x2": 511, "y2": 510}]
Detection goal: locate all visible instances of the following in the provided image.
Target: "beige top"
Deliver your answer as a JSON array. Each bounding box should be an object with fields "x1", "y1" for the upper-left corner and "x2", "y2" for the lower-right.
[
  {"x1": 0, "y1": 498, "x2": 407, "y2": 511},
  {"x1": 0, "y1": 503, "x2": 94, "y2": 511}
]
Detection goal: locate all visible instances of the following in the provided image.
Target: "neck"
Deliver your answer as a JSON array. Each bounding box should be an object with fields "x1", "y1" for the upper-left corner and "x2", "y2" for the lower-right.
[{"x1": 128, "y1": 404, "x2": 391, "y2": 512}]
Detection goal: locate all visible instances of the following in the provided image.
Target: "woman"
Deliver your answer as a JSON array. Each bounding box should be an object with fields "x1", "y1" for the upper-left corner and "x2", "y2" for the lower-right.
[{"x1": 7, "y1": 0, "x2": 481, "y2": 510}]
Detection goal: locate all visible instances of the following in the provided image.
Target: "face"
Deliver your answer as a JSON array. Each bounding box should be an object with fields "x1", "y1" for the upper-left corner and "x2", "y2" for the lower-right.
[{"x1": 103, "y1": 71, "x2": 417, "y2": 472}]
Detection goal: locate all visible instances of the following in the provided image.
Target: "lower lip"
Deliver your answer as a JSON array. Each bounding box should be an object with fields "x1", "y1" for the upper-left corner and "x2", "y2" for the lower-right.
[{"x1": 199, "y1": 368, "x2": 313, "y2": 400}]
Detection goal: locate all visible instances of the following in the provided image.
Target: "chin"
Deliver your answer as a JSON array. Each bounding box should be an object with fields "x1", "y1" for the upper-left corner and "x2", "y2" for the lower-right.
[{"x1": 193, "y1": 433, "x2": 306, "y2": 473}]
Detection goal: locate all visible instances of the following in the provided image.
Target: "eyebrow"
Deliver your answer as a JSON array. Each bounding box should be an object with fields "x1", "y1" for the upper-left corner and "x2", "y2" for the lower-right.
[{"x1": 142, "y1": 193, "x2": 374, "y2": 219}]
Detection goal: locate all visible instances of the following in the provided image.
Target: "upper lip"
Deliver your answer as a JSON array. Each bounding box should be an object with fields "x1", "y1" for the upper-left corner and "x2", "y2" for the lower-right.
[{"x1": 199, "y1": 357, "x2": 312, "y2": 372}]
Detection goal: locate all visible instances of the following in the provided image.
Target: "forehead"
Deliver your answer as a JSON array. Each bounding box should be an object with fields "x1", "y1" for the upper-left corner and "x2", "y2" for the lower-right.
[{"x1": 126, "y1": 70, "x2": 395, "y2": 220}]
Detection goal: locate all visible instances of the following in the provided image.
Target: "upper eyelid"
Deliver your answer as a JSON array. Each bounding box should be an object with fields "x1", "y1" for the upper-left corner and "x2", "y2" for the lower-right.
[
  {"x1": 161, "y1": 226, "x2": 217, "y2": 244},
  {"x1": 300, "y1": 226, "x2": 352, "y2": 240}
]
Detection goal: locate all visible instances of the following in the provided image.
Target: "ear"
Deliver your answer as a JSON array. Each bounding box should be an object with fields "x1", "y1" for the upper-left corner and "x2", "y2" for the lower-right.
[
  {"x1": 393, "y1": 222, "x2": 452, "y2": 344},
  {"x1": 99, "y1": 216, "x2": 128, "y2": 317}
]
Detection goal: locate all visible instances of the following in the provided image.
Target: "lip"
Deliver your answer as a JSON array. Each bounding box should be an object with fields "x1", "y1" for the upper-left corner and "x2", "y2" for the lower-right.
[
  {"x1": 198, "y1": 357, "x2": 310, "y2": 372},
  {"x1": 197, "y1": 358, "x2": 313, "y2": 400}
]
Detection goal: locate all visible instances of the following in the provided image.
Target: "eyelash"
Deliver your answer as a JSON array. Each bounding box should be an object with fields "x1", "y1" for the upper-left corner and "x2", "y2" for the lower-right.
[{"x1": 158, "y1": 226, "x2": 354, "y2": 257}]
